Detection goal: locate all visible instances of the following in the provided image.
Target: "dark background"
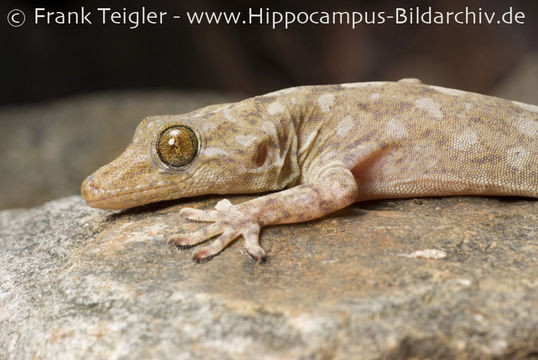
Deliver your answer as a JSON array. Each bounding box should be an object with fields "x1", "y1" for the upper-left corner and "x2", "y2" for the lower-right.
[{"x1": 2, "y1": 0, "x2": 537, "y2": 105}]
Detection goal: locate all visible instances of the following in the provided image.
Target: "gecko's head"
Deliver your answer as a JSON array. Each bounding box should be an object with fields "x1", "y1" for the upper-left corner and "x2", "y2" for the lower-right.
[{"x1": 81, "y1": 101, "x2": 296, "y2": 210}]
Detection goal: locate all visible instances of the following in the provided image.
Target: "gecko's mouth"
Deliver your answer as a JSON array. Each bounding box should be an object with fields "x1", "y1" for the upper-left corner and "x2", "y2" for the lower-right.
[{"x1": 81, "y1": 175, "x2": 180, "y2": 210}]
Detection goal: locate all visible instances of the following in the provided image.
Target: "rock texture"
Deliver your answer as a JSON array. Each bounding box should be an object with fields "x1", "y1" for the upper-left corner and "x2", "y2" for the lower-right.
[{"x1": 1, "y1": 195, "x2": 536, "y2": 359}]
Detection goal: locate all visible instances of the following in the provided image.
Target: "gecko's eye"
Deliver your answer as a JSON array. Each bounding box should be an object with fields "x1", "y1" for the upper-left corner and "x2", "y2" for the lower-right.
[{"x1": 157, "y1": 125, "x2": 198, "y2": 167}]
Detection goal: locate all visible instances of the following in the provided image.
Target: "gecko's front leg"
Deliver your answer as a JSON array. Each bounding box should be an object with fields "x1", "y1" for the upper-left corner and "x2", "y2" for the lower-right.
[{"x1": 170, "y1": 167, "x2": 359, "y2": 262}]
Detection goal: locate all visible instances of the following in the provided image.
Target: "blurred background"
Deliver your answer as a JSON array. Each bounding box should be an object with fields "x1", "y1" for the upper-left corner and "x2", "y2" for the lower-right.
[{"x1": 0, "y1": 0, "x2": 537, "y2": 209}]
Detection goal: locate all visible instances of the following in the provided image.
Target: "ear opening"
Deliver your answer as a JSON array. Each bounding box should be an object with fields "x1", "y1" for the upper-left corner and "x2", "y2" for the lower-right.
[{"x1": 255, "y1": 142, "x2": 268, "y2": 167}]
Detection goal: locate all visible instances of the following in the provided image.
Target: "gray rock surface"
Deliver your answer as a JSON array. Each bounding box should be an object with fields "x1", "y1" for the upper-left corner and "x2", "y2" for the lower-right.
[
  {"x1": 0, "y1": 91, "x2": 237, "y2": 210},
  {"x1": 1, "y1": 195, "x2": 536, "y2": 359}
]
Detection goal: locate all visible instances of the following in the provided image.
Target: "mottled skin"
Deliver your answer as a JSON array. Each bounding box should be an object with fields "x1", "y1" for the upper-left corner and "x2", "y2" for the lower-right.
[{"x1": 82, "y1": 79, "x2": 538, "y2": 262}]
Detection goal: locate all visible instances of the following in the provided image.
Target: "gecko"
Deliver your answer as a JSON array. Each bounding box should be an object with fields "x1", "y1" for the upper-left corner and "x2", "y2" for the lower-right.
[{"x1": 81, "y1": 79, "x2": 538, "y2": 263}]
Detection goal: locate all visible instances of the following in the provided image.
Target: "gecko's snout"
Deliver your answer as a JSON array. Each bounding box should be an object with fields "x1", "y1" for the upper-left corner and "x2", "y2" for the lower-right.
[
  {"x1": 81, "y1": 175, "x2": 100, "y2": 203},
  {"x1": 82, "y1": 175, "x2": 98, "y2": 189},
  {"x1": 82, "y1": 175, "x2": 98, "y2": 188},
  {"x1": 81, "y1": 173, "x2": 124, "y2": 210}
]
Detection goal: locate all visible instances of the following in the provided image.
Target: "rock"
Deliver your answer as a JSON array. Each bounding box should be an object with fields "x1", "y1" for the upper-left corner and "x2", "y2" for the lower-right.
[
  {"x1": 0, "y1": 91, "x2": 237, "y2": 210},
  {"x1": 1, "y1": 195, "x2": 536, "y2": 359}
]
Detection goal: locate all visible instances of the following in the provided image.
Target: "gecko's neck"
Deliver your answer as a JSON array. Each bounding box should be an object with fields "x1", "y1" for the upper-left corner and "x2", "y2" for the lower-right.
[
  {"x1": 251, "y1": 88, "x2": 309, "y2": 188},
  {"x1": 266, "y1": 86, "x2": 335, "y2": 184}
]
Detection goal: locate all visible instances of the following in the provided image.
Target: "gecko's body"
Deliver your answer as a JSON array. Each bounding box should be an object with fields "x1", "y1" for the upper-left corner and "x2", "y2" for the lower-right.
[{"x1": 82, "y1": 79, "x2": 538, "y2": 262}]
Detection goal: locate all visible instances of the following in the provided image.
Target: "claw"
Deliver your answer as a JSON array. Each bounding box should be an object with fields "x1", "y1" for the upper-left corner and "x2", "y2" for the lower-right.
[
  {"x1": 193, "y1": 249, "x2": 217, "y2": 263},
  {"x1": 245, "y1": 247, "x2": 267, "y2": 262},
  {"x1": 243, "y1": 223, "x2": 265, "y2": 262}
]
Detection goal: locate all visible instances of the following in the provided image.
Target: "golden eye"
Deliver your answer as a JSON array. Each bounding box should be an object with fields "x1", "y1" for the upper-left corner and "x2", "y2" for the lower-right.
[{"x1": 157, "y1": 125, "x2": 198, "y2": 167}]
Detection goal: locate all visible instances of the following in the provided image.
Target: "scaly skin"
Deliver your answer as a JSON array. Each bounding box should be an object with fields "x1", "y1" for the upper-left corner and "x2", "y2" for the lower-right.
[{"x1": 81, "y1": 79, "x2": 538, "y2": 262}]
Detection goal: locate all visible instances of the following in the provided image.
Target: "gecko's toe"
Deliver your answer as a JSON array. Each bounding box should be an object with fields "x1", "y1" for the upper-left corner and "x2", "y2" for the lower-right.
[
  {"x1": 169, "y1": 238, "x2": 197, "y2": 250},
  {"x1": 245, "y1": 247, "x2": 267, "y2": 263},
  {"x1": 169, "y1": 222, "x2": 223, "y2": 250},
  {"x1": 242, "y1": 225, "x2": 264, "y2": 262},
  {"x1": 244, "y1": 238, "x2": 266, "y2": 262},
  {"x1": 180, "y1": 207, "x2": 218, "y2": 222},
  {"x1": 192, "y1": 248, "x2": 217, "y2": 263},
  {"x1": 169, "y1": 235, "x2": 204, "y2": 249},
  {"x1": 191, "y1": 230, "x2": 239, "y2": 262}
]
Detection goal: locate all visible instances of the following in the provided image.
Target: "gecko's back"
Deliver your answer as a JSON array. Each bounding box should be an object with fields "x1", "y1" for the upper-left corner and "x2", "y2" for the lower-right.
[{"x1": 289, "y1": 80, "x2": 537, "y2": 200}]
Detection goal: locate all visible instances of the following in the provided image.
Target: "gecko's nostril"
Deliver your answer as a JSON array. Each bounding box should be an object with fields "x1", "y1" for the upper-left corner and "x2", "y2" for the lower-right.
[
  {"x1": 87, "y1": 176, "x2": 99, "y2": 189},
  {"x1": 81, "y1": 175, "x2": 100, "y2": 201},
  {"x1": 90, "y1": 177, "x2": 99, "y2": 189}
]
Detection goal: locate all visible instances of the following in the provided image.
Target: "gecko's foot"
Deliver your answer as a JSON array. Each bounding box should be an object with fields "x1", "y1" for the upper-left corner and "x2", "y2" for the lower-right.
[{"x1": 170, "y1": 199, "x2": 266, "y2": 263}]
